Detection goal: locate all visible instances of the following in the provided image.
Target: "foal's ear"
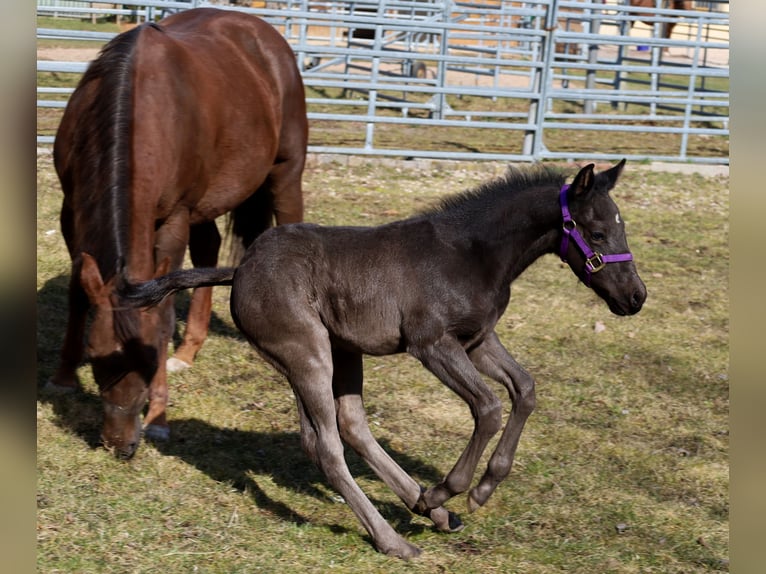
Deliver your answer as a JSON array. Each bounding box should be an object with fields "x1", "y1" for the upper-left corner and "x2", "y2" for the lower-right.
[
  {"x1": 598, "y1": 158, "x2": 627, "y2": 192},
  {"x1": 569, "y1": 163, "x2": 596, "y2": 197}
]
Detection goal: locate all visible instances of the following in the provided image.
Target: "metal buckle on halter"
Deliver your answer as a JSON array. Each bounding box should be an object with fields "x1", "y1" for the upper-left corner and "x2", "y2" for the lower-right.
[
  {"x1": 563, "y1": 219, "x2": 576, "y2": 232},
  {"x1": 585, "y1": 253, "x2": 606, "y2": 273}
]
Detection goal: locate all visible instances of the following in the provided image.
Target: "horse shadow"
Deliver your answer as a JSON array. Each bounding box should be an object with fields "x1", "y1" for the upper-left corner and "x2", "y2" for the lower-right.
[
  {"x1": 37, "y1": 273, "x2": 449, "y2": 537},
  {"x1": 149, "y1": 417, "x2": 449, "y2": 537},
  {"x1": 36, "y1": 273, "x2": 243, "y2": 383},
  {"x1": 35, "y1": 273, "x2": 242, "y2": 444}
]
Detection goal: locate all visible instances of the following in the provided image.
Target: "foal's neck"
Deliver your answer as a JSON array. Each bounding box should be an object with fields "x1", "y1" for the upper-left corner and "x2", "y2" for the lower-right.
[{"x1": 478, "y1": 184, "x2": 563, "y2": 284}]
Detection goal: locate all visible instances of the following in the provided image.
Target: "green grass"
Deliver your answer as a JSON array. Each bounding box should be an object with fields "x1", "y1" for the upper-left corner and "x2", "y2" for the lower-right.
[{"x1": 37, "y1": 153, "x2": 728, "y2": 573}]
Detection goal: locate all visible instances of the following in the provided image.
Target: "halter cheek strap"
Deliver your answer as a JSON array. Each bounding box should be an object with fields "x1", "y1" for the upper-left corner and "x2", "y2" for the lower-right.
[{"x1": 559, "y1": 184, "x2": 634, "y2": 287}]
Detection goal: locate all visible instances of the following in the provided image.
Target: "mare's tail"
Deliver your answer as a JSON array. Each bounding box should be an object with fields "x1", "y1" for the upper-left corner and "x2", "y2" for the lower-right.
[{"x1": 121, "y1": 267, "x2": 236, "y2": 308}]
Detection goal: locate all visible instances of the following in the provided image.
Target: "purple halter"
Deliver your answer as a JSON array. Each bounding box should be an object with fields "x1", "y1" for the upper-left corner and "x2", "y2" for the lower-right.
[{"x1": 559, "y1": 184, "x2": 634, "y2": 287}]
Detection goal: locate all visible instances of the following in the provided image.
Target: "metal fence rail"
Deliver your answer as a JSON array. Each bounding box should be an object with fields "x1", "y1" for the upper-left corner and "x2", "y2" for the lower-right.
[{"x1": 37, "y1": 0, "x2": 729, "y2": 163}]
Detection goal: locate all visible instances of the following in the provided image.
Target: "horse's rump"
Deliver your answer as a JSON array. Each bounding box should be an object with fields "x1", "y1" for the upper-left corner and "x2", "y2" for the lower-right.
[{"x1": 131, "y1": 9, "x2": 306, "y2": 227}]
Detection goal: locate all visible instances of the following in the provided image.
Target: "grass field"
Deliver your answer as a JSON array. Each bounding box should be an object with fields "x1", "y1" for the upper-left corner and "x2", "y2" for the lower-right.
[{"x1": 36, "y1": 151, "x2": 728, "y2": 573}]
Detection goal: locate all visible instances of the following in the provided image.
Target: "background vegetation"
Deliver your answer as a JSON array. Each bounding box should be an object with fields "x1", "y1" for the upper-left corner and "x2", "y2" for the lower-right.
[{"x1": 37, "y1": 152, "x2": 728, "y2": 573}]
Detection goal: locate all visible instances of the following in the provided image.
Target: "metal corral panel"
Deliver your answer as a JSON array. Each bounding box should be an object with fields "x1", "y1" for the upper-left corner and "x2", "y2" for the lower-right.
[{"x1": 36, "y1": 0, "x2": 729, "y2": 164}]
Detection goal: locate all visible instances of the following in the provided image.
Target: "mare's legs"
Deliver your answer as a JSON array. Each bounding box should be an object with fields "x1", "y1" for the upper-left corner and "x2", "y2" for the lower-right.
[
  {"x1": 168, "y1": 221, "x2": 221, "y2": 370},
  {"x1": 47, "y1": 270, "x2": 88, "y2": 391},
  {"x1": 47, "y1": 204, "x2": 87, "y2": 391},
  {"x1": 142, "y1": 210, "x2": 190, "y2": 439},
  {"x1": 466, "y1": 332, "x2": 536, "y2": 511},
  {"x1": 409, "y1": 335, "x2": 504, "y2": 512},
  {"x1": 265, "y1": 156, "x2": 304, "y2": 226},
  {"x1": 254, "y1": 323, "x2": 419, "y2": 558},
  {"x1": 332, "y1": 349, "x2": 463, "y2": 533},
  {"x1": 271, "y1": 93, "x2": 306, "y2": 226}
]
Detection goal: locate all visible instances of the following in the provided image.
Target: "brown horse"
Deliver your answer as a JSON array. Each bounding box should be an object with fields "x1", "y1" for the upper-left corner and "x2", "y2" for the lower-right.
[
  {"x1": 628, "y1": 0, "x2": 695, "y2": 41},
  {"x1": 47, "y1": 8, "x2": 308, "y2": 458}
]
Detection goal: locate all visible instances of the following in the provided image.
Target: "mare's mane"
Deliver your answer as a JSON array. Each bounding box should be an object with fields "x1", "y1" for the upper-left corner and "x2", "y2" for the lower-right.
[
  {"x1": 69, "y1": 23, "x2": 162, "y2": 283},
  {"x1": 68, "y1": 24, "x2": 163, "y2": 344}
]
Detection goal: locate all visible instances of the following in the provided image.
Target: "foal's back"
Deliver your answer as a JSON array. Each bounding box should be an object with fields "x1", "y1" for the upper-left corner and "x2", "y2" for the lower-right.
[{"x1": 231, "y1": 218, "x2": 499, "y2": 358}]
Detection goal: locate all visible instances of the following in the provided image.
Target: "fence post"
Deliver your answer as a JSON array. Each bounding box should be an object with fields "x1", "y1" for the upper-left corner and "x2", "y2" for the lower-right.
[
  {"x1": 585, "y1": 0, "x2": 604, "y2": 114},
  {"x1": 524, "y1": 0, "x2": 557, "y2": 160},
  {"x1": 432, "y1": 0, "x2": 451, "y2": 121}
]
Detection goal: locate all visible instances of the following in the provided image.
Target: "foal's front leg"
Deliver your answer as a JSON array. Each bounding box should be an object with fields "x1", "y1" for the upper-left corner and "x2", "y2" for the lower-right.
[
  {"x1": 409, "y1": 335, "x2": 504, "y2": 511},
  {"x1": 465, "y1": 332, "x2": 536, "y2": 511}
]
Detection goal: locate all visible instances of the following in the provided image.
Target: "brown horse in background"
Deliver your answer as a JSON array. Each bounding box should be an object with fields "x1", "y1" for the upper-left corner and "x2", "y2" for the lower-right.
[
  {"x1": 628, "y1": 0, "x2": 695, "y2": 40},
  {"x1": 47, "y1": 8, "x2": 308, "y2": 458},
  {"x1": 555, "y1": 0, "x2": 695, "y2": 56}
]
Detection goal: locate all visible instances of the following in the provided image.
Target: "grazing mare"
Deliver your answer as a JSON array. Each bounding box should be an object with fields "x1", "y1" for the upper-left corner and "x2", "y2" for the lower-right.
[
  {"x1": 48, "y1": 8, "x2": 308, "y2": 458},
  {"x1": 123, "y1": 161, "x2": 646, "y2": 558}
]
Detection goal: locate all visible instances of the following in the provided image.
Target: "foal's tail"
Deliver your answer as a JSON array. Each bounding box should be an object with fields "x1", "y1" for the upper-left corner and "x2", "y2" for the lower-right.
[{"x1": 120, "y1": 267, "x2": 236, "y2": 308}]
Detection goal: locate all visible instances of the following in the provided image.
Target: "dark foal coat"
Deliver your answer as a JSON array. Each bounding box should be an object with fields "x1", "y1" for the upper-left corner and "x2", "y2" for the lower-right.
[
  {"x1": 123, "y1": 161, "x2": 646, "y2": 558},
  {"x1": 49, "y1": 8, "x2": 307, "y2": 458}
]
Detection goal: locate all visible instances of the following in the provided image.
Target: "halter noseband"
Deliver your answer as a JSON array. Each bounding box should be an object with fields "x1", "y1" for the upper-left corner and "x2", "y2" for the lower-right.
[{"x1": 559, "y1": 184, "x2": 633, "y2": 287}]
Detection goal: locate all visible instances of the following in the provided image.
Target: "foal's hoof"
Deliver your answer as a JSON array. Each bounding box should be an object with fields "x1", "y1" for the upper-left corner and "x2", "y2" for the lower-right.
[
  {"x1": 40, "y1": 380, "x2": 78, "y2": 396},
  {"x1": 379, "y1": 539, "x2": 421, "y2": 560},
  {"x1": 428, "y1": 506, "x2": 465, "y2": 533},
  {"x1": 166, "y1": 357, "x2": 191, "y2": 373},
  {"x1": 467, "y1": 489, "x2": 487, "y2": 513},
  {"x1": 144, "y1": 424, "x2": 171, "y2": 441}
]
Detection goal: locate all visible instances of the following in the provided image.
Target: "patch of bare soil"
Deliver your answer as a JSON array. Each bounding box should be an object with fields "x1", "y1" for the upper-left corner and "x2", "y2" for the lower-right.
[{"x1": 37, "y1": 47, "x2": 101, "y2": 62}]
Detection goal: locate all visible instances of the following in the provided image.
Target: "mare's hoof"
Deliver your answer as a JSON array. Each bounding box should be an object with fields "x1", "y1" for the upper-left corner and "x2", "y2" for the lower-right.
[
  {"x1": 166, "y1": 357, "x2": 191, "y2": 372},
  {"x1": 144, "y1": 424, "x2": 171, "y2": 441},
  {"x1": 40, "y1": 380, "x2": 78, "y2": 395}
]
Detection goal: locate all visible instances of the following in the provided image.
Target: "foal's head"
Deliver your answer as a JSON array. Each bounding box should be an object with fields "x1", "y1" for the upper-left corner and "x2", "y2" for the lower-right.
[
  {"x1": 78, "y1": 253, "x2": 164, "y2": 458},
  {"x1": 560, "y1": 160, "x2": 646, "y2": 316}
]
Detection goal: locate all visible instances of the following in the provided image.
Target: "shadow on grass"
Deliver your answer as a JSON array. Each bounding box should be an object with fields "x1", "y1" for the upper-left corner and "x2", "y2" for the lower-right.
[
  {"x1": 36, "y1": 273, "x2": 243, "y2": 390},
  {"x1": 35, "y1": 271, "x2": 237, "y2": 447},
  {"x1": 148, "y1": 417, "x2": 450, "y2": 539},
  {"x1": 37, "y1": 274, "x2": 451, "y2": 542}
]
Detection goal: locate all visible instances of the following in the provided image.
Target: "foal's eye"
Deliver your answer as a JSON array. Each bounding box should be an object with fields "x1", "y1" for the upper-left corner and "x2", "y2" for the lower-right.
[{"x1": 591, "y1": 231, "x2": 606, "y2": 242}]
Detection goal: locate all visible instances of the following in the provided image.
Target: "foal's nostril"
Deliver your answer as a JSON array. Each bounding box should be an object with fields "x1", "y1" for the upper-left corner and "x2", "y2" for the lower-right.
[{"x1": 631, "y1": 290, "x2": 646, "y2": 311}]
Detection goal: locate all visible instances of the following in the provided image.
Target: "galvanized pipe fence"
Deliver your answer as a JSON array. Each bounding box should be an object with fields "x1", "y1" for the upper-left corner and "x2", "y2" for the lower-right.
[{"x1": 37, "y1": 0, "x2": 729, "y2": 163}]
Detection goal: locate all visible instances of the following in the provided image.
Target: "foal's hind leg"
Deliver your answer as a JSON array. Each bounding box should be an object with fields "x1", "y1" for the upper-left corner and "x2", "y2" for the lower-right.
[
  {"x1": 169, "y1": 221, "x2": 221, "y2": 370},
  {"x1": 292, "y1": 374, "x2": 421, "y2": 558},
  {"x1": 465, "y1": 332, "x2": 536, "y2": 511},
  {"x1": 256, "y1": 327, "x2": 420, "y2": 558},
  {"x1": 332, "y1": 349, "x2": 463, "y2": 533}
]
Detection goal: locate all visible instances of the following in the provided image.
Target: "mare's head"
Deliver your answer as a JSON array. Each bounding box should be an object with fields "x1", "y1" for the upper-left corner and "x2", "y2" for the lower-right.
[
  {"x1": 78, "y1": 253, "x2": 164, "y2": 458},
  {"x1": 560, "y1": 160, "x2": 646, "y2": 316}
]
